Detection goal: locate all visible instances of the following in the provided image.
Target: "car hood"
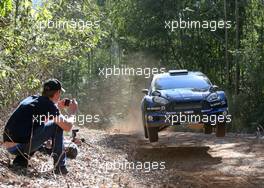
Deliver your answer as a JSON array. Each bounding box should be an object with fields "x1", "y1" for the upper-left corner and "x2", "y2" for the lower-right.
[{"x1": 158, "y1": 88, "x2": 210, "y2": 101}]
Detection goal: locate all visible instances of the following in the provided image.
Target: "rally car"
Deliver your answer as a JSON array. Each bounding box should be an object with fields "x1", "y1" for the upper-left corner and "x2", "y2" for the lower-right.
[{"x1": 141, "y1": 70, "x2": 229, "y2": 142}]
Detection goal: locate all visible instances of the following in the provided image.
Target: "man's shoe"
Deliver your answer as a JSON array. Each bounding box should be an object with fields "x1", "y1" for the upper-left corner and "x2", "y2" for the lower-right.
[
  {"x1": 54, "y1": 166, "x2": 68, "y2": 175},
  {"x1": 13, "y1": 155, "x2": 28, "y2": 168}
]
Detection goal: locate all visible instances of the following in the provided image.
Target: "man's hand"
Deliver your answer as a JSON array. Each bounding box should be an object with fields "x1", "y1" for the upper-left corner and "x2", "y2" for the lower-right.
[
  {"x1": 57, "y1": 99, "x2": 67, "y2": 110},
  {"x1": 68, "y1": 99, "x2": 78, "y2": 115},
  {"x1": 54, "y1": 98, "x2": 78, "y2": 132}
]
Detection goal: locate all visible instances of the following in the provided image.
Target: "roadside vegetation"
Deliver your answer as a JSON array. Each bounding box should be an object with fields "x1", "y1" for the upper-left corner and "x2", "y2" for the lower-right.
[{"x1": 1, "y1": 0, "x2": 264, "y2": 132}]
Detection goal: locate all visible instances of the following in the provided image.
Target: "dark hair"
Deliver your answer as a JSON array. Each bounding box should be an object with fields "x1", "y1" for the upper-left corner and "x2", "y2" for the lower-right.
[
  {"x1": 42, "y1": 78, "x2": 64, "y2": 98},
  {"x1": 42, "y1": 90, "x2": 59, "y2": 98}
]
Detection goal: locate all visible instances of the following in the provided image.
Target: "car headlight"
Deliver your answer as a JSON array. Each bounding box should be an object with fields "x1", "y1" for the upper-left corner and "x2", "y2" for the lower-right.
[
  {"x1": 147, "y1": 115, "x2": 153, "y2": 121},
  {"x1": 153, "y1": 96, "x2": 169, "y2": 105},
  {"x1": 207, "y1": 93, "x2": 220, "y2": 102}
]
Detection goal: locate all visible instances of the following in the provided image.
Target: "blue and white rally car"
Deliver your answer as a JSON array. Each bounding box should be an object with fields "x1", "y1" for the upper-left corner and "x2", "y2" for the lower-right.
[{"x1": 141, "y1": 70, "x2": 229, "y2": 142}]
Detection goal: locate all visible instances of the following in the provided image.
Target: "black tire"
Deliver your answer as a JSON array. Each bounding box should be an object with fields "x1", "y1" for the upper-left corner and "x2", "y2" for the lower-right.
[
  {"x1": 204, "y1": 123, "x2": 213, "y2": 134},
  {"x1": 147, "y1": 127, "x2": 159, "y2": 142},
  {"x1": 142, "y1": 113, "x2": 148, "y2": 138},
  {"x1": 144, "y1": 125, "x2": 148, "y2": 138},
  {"x1": 216, "y1": 123, "x2": 226, "y2": 137}
]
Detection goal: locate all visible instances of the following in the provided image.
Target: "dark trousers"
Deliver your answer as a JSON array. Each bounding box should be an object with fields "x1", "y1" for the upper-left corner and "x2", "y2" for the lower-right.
[{"x1": 7, "y1": 122, "x2": 66, "y2": 167}]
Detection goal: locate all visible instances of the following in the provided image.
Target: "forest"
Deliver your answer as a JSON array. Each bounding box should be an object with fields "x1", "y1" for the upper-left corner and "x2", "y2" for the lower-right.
[
  {"x1": 0, "y1": 0, "x2": 264, "y2": 187},
  {"x1": 1, "y1": 0, "x2": 264, "y2": 132}
]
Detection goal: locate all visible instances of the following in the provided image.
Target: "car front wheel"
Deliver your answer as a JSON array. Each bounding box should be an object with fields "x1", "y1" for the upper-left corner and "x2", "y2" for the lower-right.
[
  {"x1": 144, "y1": 124, "x2": 148, "y2": 138},
  {"x1": 142, "y1": 112, "x2": 148, "y2": 138},
  {"x1": 147, "y1": 127, "x2": 159, "y2": 142}
]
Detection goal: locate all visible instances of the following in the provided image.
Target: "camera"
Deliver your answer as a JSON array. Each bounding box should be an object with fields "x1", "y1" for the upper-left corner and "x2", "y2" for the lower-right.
[{"x1": 64, "y1": 99, "x2": 72, "y2": 106}]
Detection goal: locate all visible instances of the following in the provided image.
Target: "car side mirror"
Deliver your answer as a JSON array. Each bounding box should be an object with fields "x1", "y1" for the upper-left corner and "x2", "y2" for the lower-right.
[
  {"x1": 141, "y1": 89, "x2": 149, "y2": 95},
  {"x1": 210, "y1": 85, "x2": 219, "y2": 92},
  {"x1": 151, "y1": 90, "x2": 161, "y2": 96}
]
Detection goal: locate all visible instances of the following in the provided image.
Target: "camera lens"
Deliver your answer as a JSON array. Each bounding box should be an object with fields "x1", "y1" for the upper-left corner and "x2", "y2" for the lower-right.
[{"x1": 64, "y1": 99, "x2": 71, "y2": 106}]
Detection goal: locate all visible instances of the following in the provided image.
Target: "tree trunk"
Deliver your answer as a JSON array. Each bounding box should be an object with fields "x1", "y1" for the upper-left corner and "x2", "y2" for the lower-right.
[
  {"x1": 235, "y1": 0, "x2": 240, "y2": 95},
  {"x1": 224, "y1": 0, "x2": 231, "y2": 89}
]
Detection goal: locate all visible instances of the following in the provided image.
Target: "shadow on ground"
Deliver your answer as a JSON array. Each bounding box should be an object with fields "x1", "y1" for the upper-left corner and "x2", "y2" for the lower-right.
[
  {"x1": 97, "y1": 133, "x2": 223, "y2": 171},
  {"x1": 129, "y1": 146, "x2": 222, "y2": 171}
]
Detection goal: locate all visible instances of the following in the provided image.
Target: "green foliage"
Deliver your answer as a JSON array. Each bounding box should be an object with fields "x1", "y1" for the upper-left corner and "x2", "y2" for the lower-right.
[
  {"x1": 107, "y1": 0, "x2": 264, "y2": 132},
  {"x1": 0, "y1": 0, "x2": 110, "y2": 110},
  {"x1": 0, "y1": 0, "x2": 12, "y2": 17},
  {"x1": 1, "y1": 0, "x2": 264, "y2": 132}
]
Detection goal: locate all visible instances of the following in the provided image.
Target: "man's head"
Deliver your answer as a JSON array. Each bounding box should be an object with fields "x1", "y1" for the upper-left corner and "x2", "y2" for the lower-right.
[{"x1": 42, "y1": 79, "x2": 65, "y2": 103}]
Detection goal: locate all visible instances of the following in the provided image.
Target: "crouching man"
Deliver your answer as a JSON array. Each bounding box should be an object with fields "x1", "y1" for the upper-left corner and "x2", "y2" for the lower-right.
[{"x1": 2, "y1": 79, "x2": 77, "y2": 175}]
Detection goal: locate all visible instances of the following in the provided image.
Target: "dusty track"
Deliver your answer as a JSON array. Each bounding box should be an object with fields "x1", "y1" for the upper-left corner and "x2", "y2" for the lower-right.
[
  {"x1": 100, "y1": 129, "x2": 264, "y2": 188},
  {"x1": 0, "y1": 128, "x2": 263, "y2": 188}
]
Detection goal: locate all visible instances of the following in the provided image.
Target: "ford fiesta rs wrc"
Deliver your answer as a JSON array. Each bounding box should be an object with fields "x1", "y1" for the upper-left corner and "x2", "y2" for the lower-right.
[{"x1": 141, "y1": 70, "x2": 230, "y2": 142}]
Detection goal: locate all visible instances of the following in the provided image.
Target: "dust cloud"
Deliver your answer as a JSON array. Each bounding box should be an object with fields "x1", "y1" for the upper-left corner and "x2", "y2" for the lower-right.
[{"x1": 81, "y1": 52, "x2": 161, "y2": 133}]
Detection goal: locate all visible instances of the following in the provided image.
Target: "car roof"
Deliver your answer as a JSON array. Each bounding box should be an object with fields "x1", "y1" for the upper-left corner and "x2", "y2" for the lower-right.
[{"x1": 153, "y1": 71, "x2": 206, "y2": 79}]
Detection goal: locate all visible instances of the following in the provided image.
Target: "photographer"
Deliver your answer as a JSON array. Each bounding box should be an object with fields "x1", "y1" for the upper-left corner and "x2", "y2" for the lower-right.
[{"x1": 2, "y1": 79, "x2": 77, "y2": 175}]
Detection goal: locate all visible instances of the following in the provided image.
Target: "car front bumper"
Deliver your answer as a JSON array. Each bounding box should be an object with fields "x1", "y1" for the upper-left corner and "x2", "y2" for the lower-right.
[{"x1": 144, "y1": 107, "x2": 229, "y2": 128}]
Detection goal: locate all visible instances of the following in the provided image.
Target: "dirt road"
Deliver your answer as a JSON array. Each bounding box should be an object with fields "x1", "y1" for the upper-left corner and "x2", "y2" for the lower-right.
[{"x1": 0, "y1": 128, "x2": 263, "y2": 188}]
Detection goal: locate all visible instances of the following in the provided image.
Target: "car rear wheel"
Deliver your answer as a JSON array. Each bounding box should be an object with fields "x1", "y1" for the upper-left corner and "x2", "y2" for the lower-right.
[
  {"x1": 204, "y1": 123, "x2": 213, "y2": 134},
  {"x1": 216, "y1": 123, "x2": 226, "y2": 137},
  {"x1": 147, "y1": 127, "x2": 159, "y2": 142}
]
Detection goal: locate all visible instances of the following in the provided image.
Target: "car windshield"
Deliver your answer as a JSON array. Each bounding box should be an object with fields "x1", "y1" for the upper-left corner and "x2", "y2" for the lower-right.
[{"x1": 154, "y1": 75, "x2": 211, "y2": 90}]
